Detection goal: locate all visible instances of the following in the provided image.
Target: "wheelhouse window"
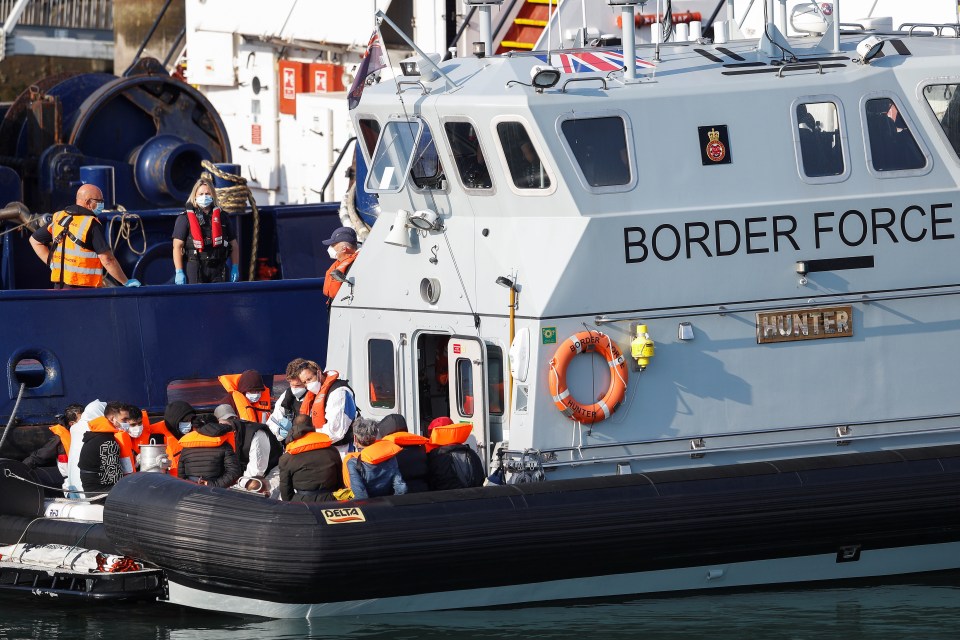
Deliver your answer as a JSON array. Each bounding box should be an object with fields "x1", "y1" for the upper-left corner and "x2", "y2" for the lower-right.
[
  {"x1": 365, "y1": 119, "x2": 420, "y2": 193},
  {"x1": 487, "y1": 345, "x2": 504, "y2": 416},
  {"x1": 358, "y1": 118, "x2": 381, "y2": 158},
  {"x1": 923, "y1": 83, "x2": 960, "y2": 160},
  {"x1": 456, "y1": 358, "x2": 474, "y2": 417},
  {"x1": 796, "y1": 102, "x2": 844, "y2": 177},
  {"x1": 560, "y1": 116, "x2": 630, "y2": 186},
  {"x1": 497, "y1": 121, "x2": 551, "y2": 189},
  {"x1": 444, "y1": 121, "x2": 492, "y2": 189},
  {"x1": 368, "y1": 338, "x2": 396, "y2": 409},
  {"x1": 865, "y1": 98, "x2": 926, "y2": 172},
  {"x1": 410, "y1": 123, "x2": 445, "y2": 190}
]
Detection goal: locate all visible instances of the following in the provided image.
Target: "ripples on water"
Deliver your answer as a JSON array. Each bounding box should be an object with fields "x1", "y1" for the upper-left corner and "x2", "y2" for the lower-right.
[{"x1": 1, "y1": 578, "x2": 959, "y2": 640}]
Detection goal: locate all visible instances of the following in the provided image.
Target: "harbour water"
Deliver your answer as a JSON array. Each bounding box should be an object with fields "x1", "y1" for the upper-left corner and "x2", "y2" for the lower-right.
[{"x1": 1, "y1": 576, "x2": 959, "y2": 639}]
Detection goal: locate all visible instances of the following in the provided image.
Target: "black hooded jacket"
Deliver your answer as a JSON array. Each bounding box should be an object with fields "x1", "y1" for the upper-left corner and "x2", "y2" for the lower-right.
[
  {"x1": 177, "y1": 418, "x2": 241, "y2": 487},
  {"x1": 162, "y1": 401, "x2": 196, "y2": 442},
  {"x1": 225, "y1": 416, "x2": 282, "y2": 475},
  {"x1": 377, "y1": 413, "x2": 430, "y2": 493}
]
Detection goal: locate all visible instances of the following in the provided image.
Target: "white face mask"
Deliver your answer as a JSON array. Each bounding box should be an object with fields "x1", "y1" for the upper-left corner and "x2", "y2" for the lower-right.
[
  {"x1": 128, "y1": 425, "x2": 144, "y2": 438},
  {"x1": 245, "y1": 392, "x2": 262, "y2": 403},
  {"x1": 327, "y1": 246, "x2": 338, "y2": 260},
  {"x1": 178, "y1": 421, "x2": 192, "y2": 434},
  {"x1": 196, "y1": 194, "x2": 214, "y2": 209},
  {"x1": 291, "y1": 386, "x2": 308, "y2": 400},
  {"x1": 119, "y1": 421, "x2": 130, "y2": 432},
  {"x1": 306, "y1": 379, "x2": 321, "y2": 394}
]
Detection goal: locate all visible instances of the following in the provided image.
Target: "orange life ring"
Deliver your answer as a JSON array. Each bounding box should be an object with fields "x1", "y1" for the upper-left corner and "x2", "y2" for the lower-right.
[{"x1": 548, "y1": 330, "x2": 629, "y2": 424}]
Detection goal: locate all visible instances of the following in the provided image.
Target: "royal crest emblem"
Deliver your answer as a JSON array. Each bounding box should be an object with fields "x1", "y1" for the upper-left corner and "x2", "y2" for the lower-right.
[{"x1": 705, "y1": 128, "x2": 726, "y2": 162}]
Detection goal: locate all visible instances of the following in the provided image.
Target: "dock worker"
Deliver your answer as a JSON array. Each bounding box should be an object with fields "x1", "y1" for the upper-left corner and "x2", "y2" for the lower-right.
[
  {"x1": 278, "y1": 415, "x2": 344, "y2": 502},
  {"x1": 76, "y1": 401, "x2": 138, "y2": 495},
  {"x1": 322, "y1": 226, "x2": 359, "y2": 307},
  {"x1": 214, "y1": 403, "x2": 282, "y2": 497},
  {"x1": 177, "y1": 413, "x2": 241, "y2": 488},
  {"x1": 172, "y1": 177, "x2": 241, "y2": 284},
  {"x1": 265, "y1": 358, "x2": 309, "y2": 442},
  {"x1": 22, "y1": 403, "x2": 83, "y2": 492},
  {"x1": 293, "y1": 359, "x2": 357, "y2": 456},
  {"x1": 218, "y1": 369, "x2": 272, "y2": 423},
  {"x1": 28, "y1": 184, "x2": 141, "y2": 289},
  {"x1": 346, "y1": 418, "x2": 407, "y2": 499}
]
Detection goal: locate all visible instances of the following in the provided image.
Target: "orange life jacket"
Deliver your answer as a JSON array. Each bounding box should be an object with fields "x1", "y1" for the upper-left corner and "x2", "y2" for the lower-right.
[
  {"x1": 341, "y1": 451, "x2": 360, "y2": 489},
  {"x1": 137, "y1": 411, "x2": 182, "y2": 475},
  {"x1": 48, "y1": 424, "x2": 71, "y2": 454},
  {"x1": 87, "y1": 416, "x2": 136, "y2": 473},
  {"x1": 179, "y1": 430, "x2": 236, "y2": 450},
  {"x1": 48, "y1": 210, "x2": 103, "y2": 287},
  {"x1": 323, "y1": 252, "x2": 358, "y2": 300},
  {"x1": 185, "y1": 208, "x2": 223, "y2": 252},
  {"x1": 427, "y1": 422, "x2": 474, "y2": 451},
  {"x1": 383, "y1": 432, "x2": 430, "y2": 447},
  {"x1": 284, "y1": 431, "x2": 333, "y2": 455},
  {"x1": 218, "y1": 374, "x2": 271, "y2": 423},
  {"x1": 359, "y1": 440, "x2": 402, "y2": 465},
  {"x1": 300, "y1": 371, "x2": 340, "y2": 430}
]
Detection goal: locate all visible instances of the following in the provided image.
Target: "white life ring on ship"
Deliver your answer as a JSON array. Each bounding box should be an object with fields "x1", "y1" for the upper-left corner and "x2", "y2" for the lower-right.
[{"x1": 548, "y1": 330, "x2": 629, "y2": 424}]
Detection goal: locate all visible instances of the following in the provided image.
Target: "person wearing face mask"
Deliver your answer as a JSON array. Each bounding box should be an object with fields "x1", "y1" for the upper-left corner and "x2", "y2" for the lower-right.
[
  {"x1": 278, "y1": 415, "x2": 344, "y2": 502},
  {"x1": 177, "y1": 414, "x2": 241, "y2": 488},
  {"x1": 76, "y1": 401, "x2": 138, "y2": 495},
  {"x1": 218, "y1": 369, "x2": 272, "y2": 423},
  {"x1": 214, "y1": 404, "x2": 282, "y2": 497},
  {"x1": 266, "y1": 358, "x2": 310, "y2": 442},
  {"x1": 29, "y1": 184, "x2": 141, "y2": 289},
  {"x1": 157, "y1": 400, "x2": 195, "y2": 475},
  {"x1": 171, "y1": 178, "x2": 240, "y2": 284},
  {"x1": 322, "y1": 226, "x2": 359, "y2": 308},
  {"x1": 294, "y1": 359, "x2": 358, "y2": 456}
]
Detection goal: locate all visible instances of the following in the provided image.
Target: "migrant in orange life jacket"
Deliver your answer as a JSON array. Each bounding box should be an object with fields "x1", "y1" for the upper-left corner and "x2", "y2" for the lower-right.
[
  {"x1": 426, "y1": 422, "x2": 474, "y2": 452},
  {"x1": 137, "y1": 410, "x2": 182, "y2": 475},
  {"x1": 218, "y1": 373, "x2": 271, "y2": 423},
  {"x1": 284, "y1": 431, "x2": 333, "y2": 455},
  {"x1": 323, "y1": 252, "x2": 358, "y2": 301},
  {"x1": 48, "y1": 424, "x2": 71, "y2": 455},
  {"x1": 299, "y1": 371, "x2": 341, "y2": 430},
  {"x1": 87, "y1": 416, "x2": 137, "y2": 474},
  {"x1": 382, "y1": 432, "x2": 430, "y2": 447},
  {"x1": 341, "y1": 440, "x2": 403, "y2": 491},
  {"x1": 341, "y1": 451, "x2": 360, "y2": 489}
]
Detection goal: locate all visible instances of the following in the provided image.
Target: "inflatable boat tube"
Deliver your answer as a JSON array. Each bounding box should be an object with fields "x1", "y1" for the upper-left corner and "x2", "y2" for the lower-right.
[{"x1": 102, "y1": 444, "x2": 960, "y2": 606}]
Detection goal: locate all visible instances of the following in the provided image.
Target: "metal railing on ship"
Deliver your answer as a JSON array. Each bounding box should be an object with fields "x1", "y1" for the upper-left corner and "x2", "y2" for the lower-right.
[{"x1": 0, "y1": 0, "x2": 113, "y2": 31}]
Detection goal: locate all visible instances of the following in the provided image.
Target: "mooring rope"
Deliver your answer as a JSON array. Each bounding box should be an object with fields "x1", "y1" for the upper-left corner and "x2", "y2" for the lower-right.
[
  {"x1": 0, "y1": 382, "x2": 25, "y2": 456},
  {"x1": 107, "y1": 209, "x2": 147, "y2": 256},
  {"x1": 201, "y1": 160, "x2": 260, "y2": 280},
  {"x1": 2, "y1": 468, "x2": 110, "y2": 500}
]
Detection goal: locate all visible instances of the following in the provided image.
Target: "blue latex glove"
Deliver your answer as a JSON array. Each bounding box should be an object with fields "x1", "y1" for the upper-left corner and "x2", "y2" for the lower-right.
[
  {"x1": 125, "y1": 278, "x2": 142, "y2": 288},
  {"x1": 230, "y1": 264, "x2": 240, "y2": 283},
  {"x1": 174, "y1": 269, "x2": 186, "y2": 285}
]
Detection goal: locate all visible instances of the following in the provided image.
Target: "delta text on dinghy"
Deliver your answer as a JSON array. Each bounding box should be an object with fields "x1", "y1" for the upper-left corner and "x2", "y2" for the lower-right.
[{"x1": 102, "y1": 0, "x2": 960, "y2": 617}]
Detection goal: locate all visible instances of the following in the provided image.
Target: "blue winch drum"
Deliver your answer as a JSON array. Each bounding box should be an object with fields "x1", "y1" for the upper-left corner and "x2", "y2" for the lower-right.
[
  {"x1": 212, "y1": 163, "x2": 241, "y2": 189},
  {"x1": 79, "y1": 165, "x2": 116, "y2": 210}
]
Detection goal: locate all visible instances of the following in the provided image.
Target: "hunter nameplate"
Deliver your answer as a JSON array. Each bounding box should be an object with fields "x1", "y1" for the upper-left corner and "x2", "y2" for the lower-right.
[{"x1": 756, "y1": 306, "x2": 853, "y2": 344}]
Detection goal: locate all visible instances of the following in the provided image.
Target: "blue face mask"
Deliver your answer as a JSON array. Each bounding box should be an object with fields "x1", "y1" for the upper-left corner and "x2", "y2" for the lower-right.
[
  {"x1": 178, "y1": 421, "x2": 192, "y2": 434},
  {"x1": 277, "y1": 426, "x2": 291, "y2": 440},
  {"x1": 196, "y1": 194, "x2": 214, "y2": 209},
  {"x1": 93, "y1": 201, "x2": 104, "y2": 214}
]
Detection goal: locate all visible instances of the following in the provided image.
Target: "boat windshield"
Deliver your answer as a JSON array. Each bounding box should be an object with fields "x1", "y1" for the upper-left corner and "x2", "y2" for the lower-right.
[
  {"x1": 410, "y1": 124, "x2": 445, "y2": 190},
  {"x1": 561, "y1": 116, "x2": 630, "y2": 187},
  {"x1": 865, "y1": 97, "x2": 925, "y2": 172},
  {"x1": 365, "y1": 119, "x2": 422, "y2": 193},
  {"x1": 497, "y1": 121, "x2": 551, "y2": 189},
  {"x1": 445, "y1": 121, "x2": 492, "y2": 190},
  {"x1": 923, "y1": 83, "x2": 960, "y2": 160}
]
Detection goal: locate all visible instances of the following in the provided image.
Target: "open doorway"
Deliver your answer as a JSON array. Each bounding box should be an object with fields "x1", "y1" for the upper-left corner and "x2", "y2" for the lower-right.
[{"x1": 415, "y1": 333, "x2": 451, "y2": 435}]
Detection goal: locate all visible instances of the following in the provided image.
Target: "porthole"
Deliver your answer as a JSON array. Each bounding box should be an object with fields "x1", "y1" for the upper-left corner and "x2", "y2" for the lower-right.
[{"x1": 420, "y1": 278, "x2": 441, "y2": 304}]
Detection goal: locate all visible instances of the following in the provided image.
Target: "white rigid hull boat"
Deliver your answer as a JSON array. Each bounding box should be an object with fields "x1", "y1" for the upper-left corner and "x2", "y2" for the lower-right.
[{"x1": 97, "y1": 1, "x2": 960, "y2": 617}]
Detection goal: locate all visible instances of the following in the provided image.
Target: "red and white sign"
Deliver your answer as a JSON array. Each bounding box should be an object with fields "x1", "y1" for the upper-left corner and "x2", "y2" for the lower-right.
[
  {"x1": 314, "y1": 70, "x2": 328, "y2": 92},
  {"x1": 453, "y1": 344, "x2": 462, "y2": 354},
  {"x1": 251, "y1": 124, "x2": 262, "y2": 145},
  {"x1": 282, "y1": 67, "x2": 296, "y2": 100}
]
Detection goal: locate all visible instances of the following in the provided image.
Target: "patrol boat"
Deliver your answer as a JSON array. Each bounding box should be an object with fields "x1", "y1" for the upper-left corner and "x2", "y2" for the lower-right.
[{"x1": 98, "y1": 0, "x2": 960, "y2": 617}]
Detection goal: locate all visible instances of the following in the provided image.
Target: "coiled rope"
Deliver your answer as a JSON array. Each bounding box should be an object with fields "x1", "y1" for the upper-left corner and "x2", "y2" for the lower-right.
[
  {"x1": 107, "y1": 208, "x2": 147, "y2": 256},
  {"x1": 201, "y1": 160, "x2": 260, "y2": 280}
]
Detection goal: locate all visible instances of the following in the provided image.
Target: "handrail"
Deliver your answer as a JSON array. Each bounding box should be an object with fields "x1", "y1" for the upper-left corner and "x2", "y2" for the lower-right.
[
  {"x1": 777, "y1": 61, "x2": 823, "y2": 78},
  {"x1": 396, "y1": 79, "x2": 428, "y2": 95},
  {"x1": 316, "y1": 137, "x2": 357, "y2": 202},
  {"x1": 560, "y1": 75, "x2": 607, "y2": 92},
  {"x1": 902, "y1": 23, "x2": 960, "y2": 37}
]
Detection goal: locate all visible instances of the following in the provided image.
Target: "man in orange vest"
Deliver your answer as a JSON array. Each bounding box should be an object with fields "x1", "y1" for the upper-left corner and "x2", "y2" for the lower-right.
[
  {"x1": 346, "y1": 418, "x2": 407, "y2": 499},
  {"x1": 76, "y1": 401, "x2": 139, "y2": 494},
  {"x1": 218, "y1": 369, "x2": 271, "y2": 423},
  {"x1": 28, "y1": 184, "x2": 141, "y2": 289},
  {"x1": 22, "y1": 403, "x2": 84, "y2": 491},
  {"x1": 294, "y1": 359, "x2": 357, "y2": 455},
  {"x1": 322, "y1": 226, "x2": 359, "y2": 307}
]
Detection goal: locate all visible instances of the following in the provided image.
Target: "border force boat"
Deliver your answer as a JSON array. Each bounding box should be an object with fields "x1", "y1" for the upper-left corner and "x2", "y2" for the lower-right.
[{"x1": 25, "y1": 0, "x2": 960, "y2": 617}]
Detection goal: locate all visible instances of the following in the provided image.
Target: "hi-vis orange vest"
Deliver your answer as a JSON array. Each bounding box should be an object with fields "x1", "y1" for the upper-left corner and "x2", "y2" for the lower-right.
[
  {"x1": 218, "y1": 374, "x2": 271, "y2": 422},
  {"x1": 284, "y1": 431, "x2": 333, "y2": 455},
  {"x1": 179, "y1": 430, "x2": 236, "y2": 450},
  {"x1": 48, "y1": 424, "x2": 71, "y2": 454},
  {"x1": 300, "y1": 372, "x2": 340, "y2": 430},
  {"x1": 48, "y1": 211, "x2": 103, "y2": 287},
  {"x1": 323, "y1": 252, "x2": 358, "y2": 300},
  {"x1": 87, "y1": 416, "x2": 136, "y2": 474}
]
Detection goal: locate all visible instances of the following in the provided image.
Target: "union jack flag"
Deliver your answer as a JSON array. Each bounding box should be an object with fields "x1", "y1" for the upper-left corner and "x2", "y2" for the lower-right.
[{"x1": 533, "y1": 50, "x2": 656, "y2": 74}]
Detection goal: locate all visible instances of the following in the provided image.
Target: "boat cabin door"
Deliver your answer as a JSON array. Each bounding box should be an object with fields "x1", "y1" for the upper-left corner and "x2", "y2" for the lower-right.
[{"x1": 447, "y1": 335, "x2": 490, "y2": 466}]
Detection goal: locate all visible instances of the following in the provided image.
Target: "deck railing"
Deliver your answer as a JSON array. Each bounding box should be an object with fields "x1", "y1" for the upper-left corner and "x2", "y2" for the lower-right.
[{"x1": 0, "y1": 0, "x2": 113, "y2": 31}]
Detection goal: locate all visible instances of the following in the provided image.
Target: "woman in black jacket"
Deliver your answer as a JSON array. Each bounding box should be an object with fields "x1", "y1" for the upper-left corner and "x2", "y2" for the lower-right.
[
  {"x1": 177, "y1": 414, "x2": 241, "y2": 487},
  {"x1": 278, "y1": 416, "x2": 343, "y2": 502}
]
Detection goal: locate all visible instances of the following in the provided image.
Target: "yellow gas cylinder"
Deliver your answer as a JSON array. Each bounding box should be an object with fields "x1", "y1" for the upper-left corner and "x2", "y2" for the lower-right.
[{"x1": 631, "y1": 324, "x2": 655, "y2": 369}]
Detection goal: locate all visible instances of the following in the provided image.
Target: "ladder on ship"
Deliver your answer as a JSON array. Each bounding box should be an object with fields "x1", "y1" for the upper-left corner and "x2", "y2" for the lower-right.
[{"x1": 497, "y1": 0, "x2": 555, "y2": 53}]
